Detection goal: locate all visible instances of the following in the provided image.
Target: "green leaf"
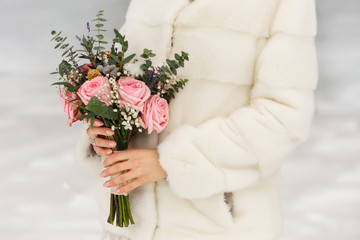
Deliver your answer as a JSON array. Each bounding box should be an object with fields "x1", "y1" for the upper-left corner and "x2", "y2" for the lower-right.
[
  {"x1": 60, "y1": 43, "x2": 69, "y2": 49},
  {"x1": 94, "y1": 46, "x2": 105, "y2": 50},
  {"x1": 170, "y1": 67, "x2": 177, "y2": 75},
  {"x1": 50, "y1": 71, "x2": 58, "y2": 75},
  {"x1": 175, "y1": 53, "x2": 181, "y2": 61},
  {"x1": 113, "y1": 29, "x2": 124, "y2": 42},
  {"x1": 79, "y1": 55, "x2": 91, "y2": 60},
  {"x1": 96, "y1": 34, "x2": 104, "y2": 40},
  {"x1": 50, "y1": 31, "x2": 62, "y2": 41},
  {"x1": 98, "y1": 18, "x2": 107, "y2": 22},
  {"x1": 166, "y1": 59, "x2": 178, "y2": 69},
  {"x1": 86, "y1": 96, "x2": 115, "y2": 119},
  {"x1": 51, "y1": 30, "x2": 56, "y2": 35},
  {"x1": 117, "y1": 52, "x2": 124, "y2": 58},
  {"x1": 122, "y1": 54, "x2": 136, "y2": 65},
  {"x1": 51, "y1": 82, "x2": 77, "y2": 92},
  {"x1": 182, "y1": 51, "x2": 189, "y2": 60},
  {"x1": 122, "y1": 41, "x2": 128, "y2": 52},
  {"x1": 58, "y1": 60, "x2": 72, "y2": 77},
  {"x1": 95, "y1": 23, "x2": 104, "y2": 28},
  {"x1": 110, "y1": 53, "x2": 121, "y2": 63}
]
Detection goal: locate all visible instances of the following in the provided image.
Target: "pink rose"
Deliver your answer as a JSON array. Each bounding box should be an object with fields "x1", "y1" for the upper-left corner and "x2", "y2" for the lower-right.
[
  {"x1": 80, "y1": 64, "x2": 92, "y2": 75},
  {"x1": 59, "y1": 90, "x2": 81, "y2": 126},
  {"x1": 77, "y1": 76, "x2": 112, "y2": 106},
  {"x1": 141, "y1": 95, "x2": 169, "y2": 134},
  {"x1": 117, "y1": 76, "x2": 151, "y2": 112}
]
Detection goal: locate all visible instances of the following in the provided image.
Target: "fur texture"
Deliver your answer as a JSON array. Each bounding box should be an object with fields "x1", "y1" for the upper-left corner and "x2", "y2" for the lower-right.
[{"x1": 76, "y1": 0, "x2": 318, "y2": 239}]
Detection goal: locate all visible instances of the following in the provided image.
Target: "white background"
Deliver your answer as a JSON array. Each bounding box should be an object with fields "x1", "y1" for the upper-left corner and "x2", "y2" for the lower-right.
[{"x1": 0, "y1": 0, "x2": 359, "y2": 239}]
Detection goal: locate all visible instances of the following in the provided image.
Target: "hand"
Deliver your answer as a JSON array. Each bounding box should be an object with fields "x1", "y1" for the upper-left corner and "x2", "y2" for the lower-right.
[
  {"x1": 85, "y1": 119, "x2": 116, "y2": 156},
  {"x1": 101, "y1": 149, "x2": 167, "y2": 194}
]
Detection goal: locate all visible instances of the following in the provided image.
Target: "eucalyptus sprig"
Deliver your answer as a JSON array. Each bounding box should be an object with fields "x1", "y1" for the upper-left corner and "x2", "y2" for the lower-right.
[
  {"x1": 92, "y1": 10, "x2": 108, "y2": 54},
  {"x1": 140, "y1": 48, "x2": 156, "y2": 71}
]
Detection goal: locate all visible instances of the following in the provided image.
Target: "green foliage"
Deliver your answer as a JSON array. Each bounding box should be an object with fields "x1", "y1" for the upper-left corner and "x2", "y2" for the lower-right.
[
  {"x1": 166, "y1": 51, "x2": 189, "y2": 75},
  {"x1": 92, "y1": 10, "x2": 108, "y2": 53},
  {"x1": 50, "y1": 30, "x2": 76, "y2": 58},
  {"x1": 58, "y1": 60, "x2": 72, "y2": 76},
  {"x1": 51, "y1": 81, "x2": 78, "y2": 93},
  {"x1": 86, "y1": 96, "x2": 117, "y2": 119},
  {"x1": 140, "y1": 49, "x2": 156, "y2": 70},
  {"x1": 161, "y1": 78, "x2": 189, "y2": 102},
  {"x1": 140, "y1": 48, "x2": 156, "y2": 59}
]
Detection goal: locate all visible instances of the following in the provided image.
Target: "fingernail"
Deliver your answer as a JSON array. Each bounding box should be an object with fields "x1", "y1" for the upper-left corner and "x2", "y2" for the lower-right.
[
  {"x1": 107, "y1": 150, "x2": 112, "y2": 155},
  {"x1": 106, "y1": 130, "x2": 114, "y2": 136},
  {"x1": 94, "y1": 121, "x2": 104, "y2": 127},
  {"x1": 100, "y1": 172, "x2": 106, "y2": 177},
  {"x1": 115, "y1": 188, "x2": 122, "y2": 193},
  {"x1": 109, "y1": 142, "x2": 116, "y2": 147},
  {"x1": 103, "y1": 182, "x2": 110, "y2": 187}
]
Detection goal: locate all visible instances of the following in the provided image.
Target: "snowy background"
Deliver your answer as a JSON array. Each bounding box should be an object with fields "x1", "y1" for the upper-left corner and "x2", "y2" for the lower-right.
[{"x1": 0, "y1": 0, "x2": 359, "y2": 239}]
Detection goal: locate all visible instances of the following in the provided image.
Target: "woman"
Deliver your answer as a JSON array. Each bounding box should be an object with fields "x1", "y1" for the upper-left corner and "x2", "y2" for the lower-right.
[{"x1": 76, "y1": 0, "x2": 318, "y2": 239}]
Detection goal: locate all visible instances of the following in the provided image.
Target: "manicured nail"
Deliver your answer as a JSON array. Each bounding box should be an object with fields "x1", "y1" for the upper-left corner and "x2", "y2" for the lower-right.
[
  {"x1": 109, "y1": 142, "x2": 116, "y2": 147},
  {"x1": 106, "y1": 150, "x2": 112, "y2": 155},
  {"x1": 106, "y1": 130, "x2": 114, "y2": 136},
  {"x1": 115, "y1": 188, "x2": 122, "y2": 193},
  {"x1": 100, "y1": 172, "x2": 106, "y2": 177},
  {"x1": 94, "y1": 121, "x2": 104, "y2": 127},
  {"x1": 103, "y1": 182, "x2": 110, "y2": 187}
]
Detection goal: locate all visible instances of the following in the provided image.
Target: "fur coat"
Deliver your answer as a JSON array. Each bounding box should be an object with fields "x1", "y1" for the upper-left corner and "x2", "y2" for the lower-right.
[{"x1": 76, "y1": 0, "x2": 318, "y2": 239}]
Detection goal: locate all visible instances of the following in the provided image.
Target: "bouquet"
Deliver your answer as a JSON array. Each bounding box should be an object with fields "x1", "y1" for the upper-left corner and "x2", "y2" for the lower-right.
[{"x1": 50, "y1": 10, "x2": 189, "y2": 227}]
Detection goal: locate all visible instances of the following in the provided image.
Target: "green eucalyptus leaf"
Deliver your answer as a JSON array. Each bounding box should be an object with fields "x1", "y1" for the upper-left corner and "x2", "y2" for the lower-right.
[
  {"x1": 95, "y1": 23, "x2": 104, "y2": 28},
  {"x1": 174, "y1": 53, "x2": 181, "y2": 61},
  {"x1": 170, "y1": 67, "x2": 177, "y2": 75}
]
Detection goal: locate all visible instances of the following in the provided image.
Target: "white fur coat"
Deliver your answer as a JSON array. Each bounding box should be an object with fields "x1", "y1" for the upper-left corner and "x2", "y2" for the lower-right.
[{"x1": 76, "y1": 0, "x2": 318, "y2": 239}]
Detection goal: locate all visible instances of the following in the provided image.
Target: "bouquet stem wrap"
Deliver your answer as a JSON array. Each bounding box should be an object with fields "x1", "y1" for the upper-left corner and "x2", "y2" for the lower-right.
[{"x1": 101, "y1": 118, "x2": 135, "y2": 227}]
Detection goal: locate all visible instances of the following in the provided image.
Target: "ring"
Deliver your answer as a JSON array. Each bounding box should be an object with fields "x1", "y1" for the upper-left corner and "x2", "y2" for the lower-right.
[{"x1": 91, "y1": 138, "x2": 96, "y2": 146}]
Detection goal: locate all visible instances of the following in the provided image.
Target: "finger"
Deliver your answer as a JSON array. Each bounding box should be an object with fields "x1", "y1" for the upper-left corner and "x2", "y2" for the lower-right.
[
  {"x1": 103, "y1": 150, "x2": 134, "y2": 167},
  {"x1": 94, "y1": 146, "x2": 113, "y2": 157},
  {"x1": 88, "y1": 127, "x2": 114, "y2": 139},
  {"x1": 103, "y1": 170, "x2": 139, "y2": 188},
  {"x1": 114, "y1": 179, "x2": 142, "y2": 194},
  {"x1": 94, "y1": 138, "x2": 117, "y2": 149},
  {"x1": 101, "y1": 161, "x2": 133, "y2": 178},
  {"x1": 85, "y1": 118, "x2": 104, "y2": 127}
]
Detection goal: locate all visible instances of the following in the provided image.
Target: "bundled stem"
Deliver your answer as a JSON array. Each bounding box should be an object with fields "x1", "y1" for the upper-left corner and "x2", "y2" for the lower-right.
[{"x1": 101, "y1": 117, "x2": 135, "y2": 227}]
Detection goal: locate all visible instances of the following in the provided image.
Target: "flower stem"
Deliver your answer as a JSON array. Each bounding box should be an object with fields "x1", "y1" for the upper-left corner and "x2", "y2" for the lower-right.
[{"x1": 107, "y1": 194, "x2": 115, "y2": 225}]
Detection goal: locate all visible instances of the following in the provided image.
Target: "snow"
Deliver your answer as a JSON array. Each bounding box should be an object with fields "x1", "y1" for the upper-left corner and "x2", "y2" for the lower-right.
[{"x1": 0, "y1": 0, "x2": 359, "y2": 239}]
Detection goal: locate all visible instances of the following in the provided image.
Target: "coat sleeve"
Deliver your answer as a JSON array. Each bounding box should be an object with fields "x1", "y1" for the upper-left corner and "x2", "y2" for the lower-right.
[
  {"x1": 157, "y1": 0, "x2": 318, "y2": 199},
  {"x1": 75, "y1": 124, "x2": 102, "y2": 173}
]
